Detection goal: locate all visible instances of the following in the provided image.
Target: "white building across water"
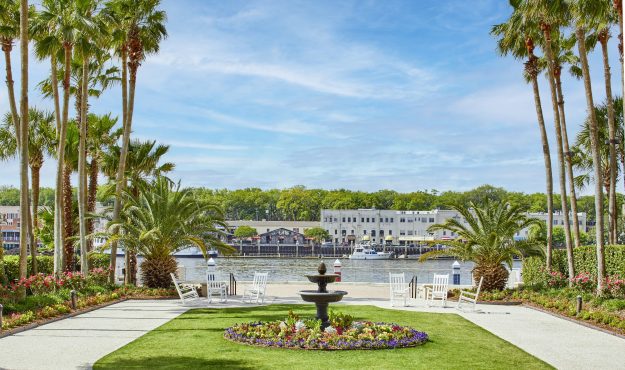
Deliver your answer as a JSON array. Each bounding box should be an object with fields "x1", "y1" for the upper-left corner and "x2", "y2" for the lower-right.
[{"x1": 320, "y1": 209, "x2": 587, "y2": 246}]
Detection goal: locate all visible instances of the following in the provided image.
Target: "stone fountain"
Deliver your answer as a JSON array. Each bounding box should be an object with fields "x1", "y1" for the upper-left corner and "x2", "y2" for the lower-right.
[{"x1": 299, "y1": 262, "x2": 348, "y2": 330}]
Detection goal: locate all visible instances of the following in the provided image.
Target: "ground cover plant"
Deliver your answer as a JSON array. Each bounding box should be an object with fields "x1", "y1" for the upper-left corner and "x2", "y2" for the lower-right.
[
  {"x1": 224, "y1": 310, "x2": 428, "y2": 350},
  {"x1": 94, "y1": 304, "x2": 551, "y2": 370}
]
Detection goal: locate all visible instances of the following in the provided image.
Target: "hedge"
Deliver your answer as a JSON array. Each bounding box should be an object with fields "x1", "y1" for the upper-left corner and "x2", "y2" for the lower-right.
[
  {"x1": 523, "y1": 245, "x2": 625, "y2": 286},
  {"x1": 1, "y1": 253, "x2": 111, "y2": 282}
]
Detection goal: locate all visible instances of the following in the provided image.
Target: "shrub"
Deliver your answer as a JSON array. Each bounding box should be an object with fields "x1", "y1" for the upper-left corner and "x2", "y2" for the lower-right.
[
  {"x1": 89, "y1": 253, "x2": 110, "y2": 269},
  {"x1": 606, "y1": 275, "x2": 625, "y2": 299},
  {"x1": 547, "y1": 270, "x2": 567, "y2": 288},
  {"x1": 570, "y1": 272, "x2": 595, "y2": 292},
  {"x1": 2, "y1": 256, "x2": 54, "y2": 282},
  {"x1": 87, "y1": 267, "x2": 111, "y2": 287}
]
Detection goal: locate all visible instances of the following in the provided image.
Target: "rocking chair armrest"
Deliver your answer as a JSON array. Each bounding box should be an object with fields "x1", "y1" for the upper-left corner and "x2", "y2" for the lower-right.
[{"x1": 459, "y1": 291, "x2": 478, "y2": 298}]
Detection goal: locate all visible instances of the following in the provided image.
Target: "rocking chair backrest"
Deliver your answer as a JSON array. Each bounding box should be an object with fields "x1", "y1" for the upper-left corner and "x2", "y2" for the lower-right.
[
  {"x1": 475, "y1": 276, "x2": 484, "y2": 297},
  {"x1": 253, "y1": 272, "x2": 269, "y2": 290},
  {"x1": 432, "y1": 274, "x2": 449, "y2": 294},
  {"x1": 389, "y1": 273, "x2": 406, "y2": 293}
]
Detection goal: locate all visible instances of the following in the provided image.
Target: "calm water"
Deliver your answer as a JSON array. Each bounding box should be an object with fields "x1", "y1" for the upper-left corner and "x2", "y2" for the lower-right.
[{"x1": 173, "y1": 257, "x2": 522, "y2": 285}]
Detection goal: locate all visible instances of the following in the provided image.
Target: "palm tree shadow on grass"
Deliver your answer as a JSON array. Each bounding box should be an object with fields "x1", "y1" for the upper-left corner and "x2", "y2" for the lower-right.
[{"x1": 95, "y1": 356, "x2": 254, "y2": 370}]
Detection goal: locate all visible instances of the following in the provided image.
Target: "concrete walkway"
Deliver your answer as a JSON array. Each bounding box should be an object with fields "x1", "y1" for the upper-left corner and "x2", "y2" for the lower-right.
[
  {"x1": 1, "y1": 285, "x2": 625, "y2": 370},
  {"x1": 0, "y1": 300, "x2": 188, "y2": 370}
]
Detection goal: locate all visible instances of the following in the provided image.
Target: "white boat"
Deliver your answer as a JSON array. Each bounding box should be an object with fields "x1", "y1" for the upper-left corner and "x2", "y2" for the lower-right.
[{"x1": 349, "y1": 245, "x2": 393, "y2": 260}]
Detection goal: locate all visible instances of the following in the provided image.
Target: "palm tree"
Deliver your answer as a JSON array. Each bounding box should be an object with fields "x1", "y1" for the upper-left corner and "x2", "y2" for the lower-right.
[
  {"x1": 570, "y1": 0, "x2": 607, "y2": 291},
  {"x1": 35, "y1": 0, "x2": 83, "y2": 275},
  {"x1": 102, "y1": 139, "x2": 174, "y2": 284},
  {"x1": 573, "y1": 97, "x2": 624, "y2": 199},
  {"x1": 547, "y1": 33, "x2": 583, "y2": 248},
  {"x1": 590, "y1": 1, "x2": 619, "y2": 244},
  {"x1": 107, "y1": 176, "x2": 233, "y2": 288},
  {"x1": 523, "y1": 0, "x2": 576, "y2": 281},
  {"x1": 62, "y1": 122, "x2": 79, "y2": 271},
  {"x1": 105, "y1": 0, "x2": 167, "y2": 283},
  {"x1": 0, "y1": 108, "x2": 55, "y2": 274},
  {"x1": 17, "y1": 0, "x2": 29, "y2": 282},
  {"x1": 86, "y1": 113, "x2": 122, "y2": 252},
  {"x1": 419, "y1": 201, "x2": 544, "y2": 291},
  {"x1": 491, "y1": 4, "x2": 555, "y2": 269},
  {"x1": 0, "y1": 0, "x2": 21, "y2": 145}
]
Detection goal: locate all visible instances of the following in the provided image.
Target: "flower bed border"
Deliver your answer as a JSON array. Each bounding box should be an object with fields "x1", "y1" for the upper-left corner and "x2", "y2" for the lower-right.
[
  {"x1": 0, "y1": 298, "x2": 128, "y2": 339},
  {"x1": 224, "y1": 321, "x2": 429, "y2": 351},
  {"x1": 523, "y1": 302, "x2": 625, "y2": 340}
]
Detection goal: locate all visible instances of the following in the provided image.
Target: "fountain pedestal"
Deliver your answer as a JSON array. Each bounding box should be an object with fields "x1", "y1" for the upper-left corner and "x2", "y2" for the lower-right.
[{"x1": 299, "y1": 262, "x2": 347, "y2": 329}]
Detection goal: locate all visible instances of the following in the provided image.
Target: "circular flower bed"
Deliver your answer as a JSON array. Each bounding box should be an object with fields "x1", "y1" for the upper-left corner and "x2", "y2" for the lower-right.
[{"x1": 224, "y1": 312, "x2": 428, "y2": 350}]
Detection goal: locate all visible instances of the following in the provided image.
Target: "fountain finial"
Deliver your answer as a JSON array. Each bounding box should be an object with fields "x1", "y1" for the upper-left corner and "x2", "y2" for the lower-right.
[{"x1": 318, "y1": 262, "x2": 327, "y2": 275}]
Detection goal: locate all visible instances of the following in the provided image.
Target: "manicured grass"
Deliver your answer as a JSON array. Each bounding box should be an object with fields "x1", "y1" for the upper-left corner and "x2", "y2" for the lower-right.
[{"x1": 94, "y1": 304, "x2": 552, "y2": 370}]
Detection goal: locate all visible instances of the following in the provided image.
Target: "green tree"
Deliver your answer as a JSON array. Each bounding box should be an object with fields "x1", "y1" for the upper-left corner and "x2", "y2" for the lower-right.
[
  {"x1": 109, "y1": 176, "x2": 233, "y2": 288},
  {"x1": 420, "y1": 201, "x2": 544, "y2": 291},
  {"x1": 234, "y1": 225, "x2": 257, "y2": 239},
  {"x1": 304, "y1": 227, "x2": 330, "y2": 244}
]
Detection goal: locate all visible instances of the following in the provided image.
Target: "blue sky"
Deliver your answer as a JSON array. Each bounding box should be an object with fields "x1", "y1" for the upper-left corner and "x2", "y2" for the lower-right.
[{"x1": 0, "y1": 0, "x2": 622, "y2": 193}]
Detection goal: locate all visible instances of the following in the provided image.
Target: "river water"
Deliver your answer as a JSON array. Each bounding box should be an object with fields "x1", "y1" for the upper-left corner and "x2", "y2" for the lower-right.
[{"x1": 174, "y1": 257, "x2": 522, "y2": 285}]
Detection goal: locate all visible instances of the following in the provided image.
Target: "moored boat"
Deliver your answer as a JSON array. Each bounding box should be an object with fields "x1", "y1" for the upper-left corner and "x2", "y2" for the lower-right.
[{"x1": 348, "y1": 244, "x2": 393, "y2": 260}]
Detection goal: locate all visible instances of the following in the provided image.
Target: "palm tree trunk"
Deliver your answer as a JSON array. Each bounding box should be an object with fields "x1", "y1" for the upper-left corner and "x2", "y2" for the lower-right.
[
  {"x1": 576, "y1": 27, "x2": 606, "y2": 292},
  {"x1": 599, "y1": 30, "x2": 618, "y2": 246},
  {"x1": 50, "y1": 55, "x2": 61, "y2": 134},
  {"x1": 18, "y1": 0, "x2": 29, "y2": 283},
  {"x1": 541, "y1": 25, "x2": 574, "y2": 280},
  {"x1": 63, "y1": 163, "x2": 73, "y2": 271},
  {"x1": 554, "y1": 72, "x2": 581, "y2": 248},
  {"x1": 528, "y1": 55, "x2": 554, "y2": 269},
  {"x1": 109, "y1": 45, "x2": 129, "y2": 284},
  {"x1": 30, "y1": 164, "x2": 41, "y2": 274},
  {"x1": 87, "y1": 159, "x2": 98, "y2": 252},
  {"x1": 78, "y1": 58, "x2": 89, "y2": 274},
  {"x1": 2, "y1": 39, "x2": 20, "y2": 149},
  {"x1": 54, "y1": 43, "x2": 72, "y2": 275}
]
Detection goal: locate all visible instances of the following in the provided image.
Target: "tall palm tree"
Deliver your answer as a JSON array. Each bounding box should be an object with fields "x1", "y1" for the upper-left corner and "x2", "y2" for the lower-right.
[
  {"x1": 547, "y1": 33, "x2": 583, "y2": 248},
  {"x1": 491, "y1": 6, "x2": 555, "y2": 269},
  {"x1": 107, "y1": 176, "x2": 233, "y2": 288},
  {"x1": 104, "y1": 0, "x2": 167, "y2": 283},
  {"x1": 419, "y1": 201, "x2": 544, "y2": 291},
  {"x1": 590, "y1": 1, "x2": 619, "y2": 244},
  {"x1": 102, "y1": 139, "x2": 174, "y2": 284},
  {"x1": 17, "y1": 0, "x2": 29, "y2": 282},
  {"x1": 0, "y1": 0, "x2": 21, "y2": 146},
  {"x1": 570, "y1": 0, "x2": 607, "y2": 291},
  {"x1": 0, "y1": 108, "x2": 55, "y2": 274},
  {"x1": 523, "y1": 0, "x2": 575, "y2": 280},
  {"x1": 35, "y1": 0, "x2": 83, "y2": 275}
]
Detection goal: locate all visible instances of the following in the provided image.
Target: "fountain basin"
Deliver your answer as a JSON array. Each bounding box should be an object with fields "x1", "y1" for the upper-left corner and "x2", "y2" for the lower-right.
[
  {"x1": 299, "y1": 290, "x2": 348, "y2": 303},
  {"x1": 305, "y1": 274, "x2": 340, "y2": 284}
]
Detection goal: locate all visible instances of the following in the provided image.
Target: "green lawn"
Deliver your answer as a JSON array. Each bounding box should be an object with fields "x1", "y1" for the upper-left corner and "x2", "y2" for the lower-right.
[{"x1": 94, "y1": 304, "x2": 552, "y2": 370}]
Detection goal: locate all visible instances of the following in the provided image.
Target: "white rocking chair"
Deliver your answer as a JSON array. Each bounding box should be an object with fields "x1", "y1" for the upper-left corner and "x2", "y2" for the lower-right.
[
  {"x1": 389, "y1": 272, "x2": 410, "y2": 307},
  {"x1": 243, "y1": 272, "x2": 268, "y2": 304},
  {"x1": 425, "y1": 274, "x2": 449, "y2": 307},
  {"x1": 457, "y1": 276, "x2": 484, "y2": 311},
  {"x1": 170, "y1": 273, "x2": 199, "y2": 305},
  {"x1": 207, "y1": 272, "x2": 228, "y2": 303}
]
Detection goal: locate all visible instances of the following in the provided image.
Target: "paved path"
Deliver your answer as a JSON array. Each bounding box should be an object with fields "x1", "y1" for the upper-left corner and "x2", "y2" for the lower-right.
[
  {"x1": 0, "y1": 300, "x2": 188, "y2": 370},
  {"x1": 1, "y1": 286, "x2": 625, "y2": 370}
]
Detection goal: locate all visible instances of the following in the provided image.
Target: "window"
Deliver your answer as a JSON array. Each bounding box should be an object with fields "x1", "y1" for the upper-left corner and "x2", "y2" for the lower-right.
[
  {"x1": 351, "y1": 230, "x2": 355, "y2": 234},
  {"x1": 399, "y1": 230, "x2": 406, "y2": 236},
  {"x1": 372, "y1": 218, "x2": 375, "y2": 223},
  {"x1": 380, "y1": 230, "x2": 384, "y2": 235},
  {"x1": 390, "y1": 218, "x2": 394, "y2": 222},
  {"x1": 342, "y1": 230, "x2": 346, "y2": 235},
  {"x1": 334, "y1": 218, "x2": 337, "y2": 222},
  {"x1": 363, "y1": 230, "x2": 367, "y2": 235},
  {"x1": 407, "y1": 218, "x2": 413, "y2": 223},
  {"x1": 389, "y1": 230, "x2": 392, "y2": 235},
  {"x1": 361, "y1": 217, "x2": 365, "y2": 222},
  {"x1": 334, "y1": 230, "x2": 338, "y2": 235},
  {"x1": 443, "y1": 231, "x2": 446, "y2": 236},
  {"x1": 366, "y1": 218, "x2": 370, "y2": 222},
  {"x1": 400, "y1": 218, "x2": 405, "y2": 223},
  {"x1": 421, "y1": 218, "x2": 427, "y2": 223},
  {"x1": 371, "y1": 230, "x2": 376, "y2": 237},
  {"x1": 407, "y1": 230, "x2": 413, "y2": 235},
  {"x1": 342, "y1": 217, "x2": 346, "y2": 222},
  {"x1": 429, "y1": 218, "x2": 434, "y2": 223},
  {"x1": 347, "y1": 217, "x2": 350, "y2": 222},
  {"x1": 385, "y1": 217, "x2": 389, "y2": 222}
]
